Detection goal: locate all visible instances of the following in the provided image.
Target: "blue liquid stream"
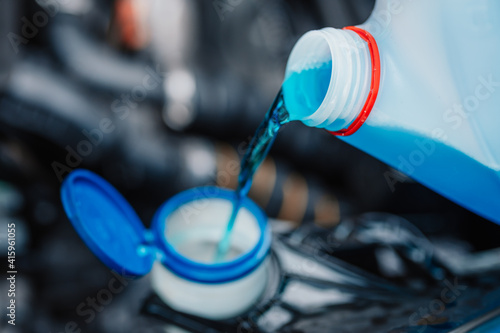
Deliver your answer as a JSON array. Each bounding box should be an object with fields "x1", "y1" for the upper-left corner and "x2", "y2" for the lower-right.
[
  {"x1": 214, "y1": 61, "x2": 333, "y2": 261},
  {"x1": 214, "y1": 90, "x2": 290, "y2": 261}
]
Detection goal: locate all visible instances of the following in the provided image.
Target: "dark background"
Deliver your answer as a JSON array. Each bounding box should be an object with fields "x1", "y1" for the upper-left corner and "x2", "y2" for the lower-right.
[{"x1": 0, "y1": 0, "x2": 499, "y2": 332}]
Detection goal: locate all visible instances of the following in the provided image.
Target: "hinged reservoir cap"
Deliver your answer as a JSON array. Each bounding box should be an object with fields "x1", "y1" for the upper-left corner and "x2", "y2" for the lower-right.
[{"x1": 61, "y1": 169, "x2": 155, "y2": 277}]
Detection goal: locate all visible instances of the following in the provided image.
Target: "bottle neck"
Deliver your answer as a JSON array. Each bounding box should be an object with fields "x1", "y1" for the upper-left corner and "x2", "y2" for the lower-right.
[{"x1": 283, "y1": 27, "x2": 372, "y2": 132}]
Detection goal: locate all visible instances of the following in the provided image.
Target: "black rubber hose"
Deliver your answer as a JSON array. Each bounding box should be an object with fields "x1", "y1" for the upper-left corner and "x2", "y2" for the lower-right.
[
  {"x1": 48, "y1": 15, "x2": 164, "y2": 104},
  {"x1": 1, "y1": 57, "x2": 115, "y2": 152}
]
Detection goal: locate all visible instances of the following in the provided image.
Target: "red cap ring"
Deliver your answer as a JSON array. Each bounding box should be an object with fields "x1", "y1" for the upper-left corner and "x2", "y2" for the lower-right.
[{"x1": 328, "y1": 26, "x2": 381, "y2": 137}]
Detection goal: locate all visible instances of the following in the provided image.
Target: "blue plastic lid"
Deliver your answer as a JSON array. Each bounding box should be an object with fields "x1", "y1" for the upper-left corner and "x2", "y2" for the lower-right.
[{"x1": 61, "y1": 169, "x2": 155, "y2": 277}]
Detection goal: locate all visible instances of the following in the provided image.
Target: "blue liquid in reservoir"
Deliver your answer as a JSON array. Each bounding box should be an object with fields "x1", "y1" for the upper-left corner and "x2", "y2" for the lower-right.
[{"x1": 214, "y1": 61, "x2": 333, "y2": 261}]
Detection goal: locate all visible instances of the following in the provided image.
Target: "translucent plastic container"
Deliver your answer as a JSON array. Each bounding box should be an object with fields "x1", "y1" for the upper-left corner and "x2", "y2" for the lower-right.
[
  {"x1": 60, "y1": 169, "x2": 271, "y2": 319},
  {"x1": 150, "y1": 188, "x2": 270, "y2": 319},
  {"x1": 283, "y1": 0, "x2": 500, "y2": 224}
]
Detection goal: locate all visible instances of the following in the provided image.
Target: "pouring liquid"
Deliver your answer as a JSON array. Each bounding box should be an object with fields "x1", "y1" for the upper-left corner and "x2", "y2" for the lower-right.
[
  {"x1": 214, "y1": 90, "x2": 289, "y2": 261},
  {"x1": 214, "y1": 61, "x2": 332, "y2": 261}
]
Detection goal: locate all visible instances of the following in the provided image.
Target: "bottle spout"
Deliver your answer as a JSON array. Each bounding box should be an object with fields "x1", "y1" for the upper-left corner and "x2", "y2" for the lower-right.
[{"x1": 283, "y1": 27, "x2": 372, "y2": 133}]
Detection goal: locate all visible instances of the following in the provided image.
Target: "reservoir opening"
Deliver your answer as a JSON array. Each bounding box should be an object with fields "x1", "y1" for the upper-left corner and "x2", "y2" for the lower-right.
[
  {"x1": 152, "y1": 186, "x2": 271, "y2": 284},
  {"x1": 165, "y1": 198, "x2": 260, "y2": 264}
]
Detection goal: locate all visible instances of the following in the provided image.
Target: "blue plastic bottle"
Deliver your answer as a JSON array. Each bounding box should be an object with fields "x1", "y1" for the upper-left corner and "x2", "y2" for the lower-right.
[{"x1": 283, "y1": 0, "x2": 500, "y2": 224}]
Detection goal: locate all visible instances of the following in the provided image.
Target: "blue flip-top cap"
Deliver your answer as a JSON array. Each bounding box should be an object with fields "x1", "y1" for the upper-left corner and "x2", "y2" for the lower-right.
[{"x1": 60, "y1": 169, "x2": 155, "y2": 277}]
